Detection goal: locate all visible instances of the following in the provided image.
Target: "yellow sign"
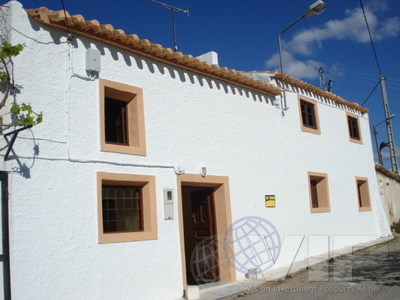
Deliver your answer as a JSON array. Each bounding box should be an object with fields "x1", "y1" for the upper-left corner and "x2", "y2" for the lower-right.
[{"x1": 265, "y1": 195, "x2": 276, "y2": 207}]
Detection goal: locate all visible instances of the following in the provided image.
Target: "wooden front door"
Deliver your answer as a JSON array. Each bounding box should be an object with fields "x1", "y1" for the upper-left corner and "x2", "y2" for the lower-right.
[{"x1": 182, "y1": 187, "x2": 219, "y2": 285}]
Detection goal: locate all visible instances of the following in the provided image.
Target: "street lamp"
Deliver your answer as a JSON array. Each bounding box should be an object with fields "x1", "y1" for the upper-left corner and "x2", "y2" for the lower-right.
[
  {"x1": 278, "y1": 0, "x2": 327, "y2": 113},
  {"x1": 373, "y1": 114, "x2": 396, "y2": 165}
]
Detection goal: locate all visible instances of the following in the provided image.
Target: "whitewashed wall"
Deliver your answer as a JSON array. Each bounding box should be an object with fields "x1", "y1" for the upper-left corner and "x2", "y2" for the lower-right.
[{"x1": 0, "y1": 2, "x2": 391, "y2": 299}]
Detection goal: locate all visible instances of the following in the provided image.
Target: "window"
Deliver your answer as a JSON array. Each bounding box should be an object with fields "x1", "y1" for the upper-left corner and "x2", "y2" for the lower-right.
[
  {"x1": 97, "y1": 172, "x2": 157, "y2": 243},
  {"x1": 298, "y1": 96, "x2": 321, "y2": 134},
  {"x1": 356, "y1": 177, "x2": 371, "y2": 211},
  {"x1": 99, "y1": 78, "x2": 146, "y2": 155},
  {"x1": 308, "y1": 172, "x2": 330, "y2": 213},
  {"x1": 105, "y1": 98, "x2": 128, "y2": 145},
  {"x1": 102, "y1": 185, "x2": 142, "y2": 233},
  {"x1": 346, "y1": 112, "x2": 362, "y2": 144}
]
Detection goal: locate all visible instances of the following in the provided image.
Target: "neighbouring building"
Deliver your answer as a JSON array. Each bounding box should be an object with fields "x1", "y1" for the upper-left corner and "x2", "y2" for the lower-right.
[
  {"x1": 0, "y1": 2, "x2": 391, "y2": 299},
  {"x1": 375, "y1": 163, "x2": 400, "y2": 225}
]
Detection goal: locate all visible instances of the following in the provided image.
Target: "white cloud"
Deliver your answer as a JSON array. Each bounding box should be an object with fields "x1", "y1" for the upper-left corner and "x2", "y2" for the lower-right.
[
  {"x1": 379, "y1": 146, "x2": 400, "y2": 160},
  {"x1": 288, "y1": 6, "x2": 400, "y2": 56},
  {"x1": 265, "y1": 1, "x2": 400, "y2": 80},
  {"x1": 365, "y1": 0, "x2": 391, "y2": 13},
  {"x1": 266, "y1": 50, "x2": 323, "y2": 79}
]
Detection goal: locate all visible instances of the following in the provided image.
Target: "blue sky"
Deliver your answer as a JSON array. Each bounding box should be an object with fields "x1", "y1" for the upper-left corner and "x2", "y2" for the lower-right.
[{"x1": 16, "y1": 0, "x2": 400, "y2": 170}]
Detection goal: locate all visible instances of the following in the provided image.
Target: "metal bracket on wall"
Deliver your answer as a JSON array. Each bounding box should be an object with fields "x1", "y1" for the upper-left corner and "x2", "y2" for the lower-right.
[{"x1": 3, "y1": 125, "x2": 32, "y2": 161}]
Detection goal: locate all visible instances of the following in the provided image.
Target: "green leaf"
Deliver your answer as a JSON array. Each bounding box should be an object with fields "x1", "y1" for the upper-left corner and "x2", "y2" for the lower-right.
[
  {"x1": 36, "y1": 113, "x2": 43, "y2": 124},
  {"x1": 0, "y1": 72, "x2": 7, "y2": 82},
  {"x1": 0, "y1": 42, "x2": 23, "y2": 58},
  {"x1": 10, "y1": 103, "x2": 20, "y2": 114},
  {"x1": 20, "y1": 103, "x2": 31, "y2": 111},
  {"x1": 22, "y1": 116, "x2": 34, "y2": 126}
]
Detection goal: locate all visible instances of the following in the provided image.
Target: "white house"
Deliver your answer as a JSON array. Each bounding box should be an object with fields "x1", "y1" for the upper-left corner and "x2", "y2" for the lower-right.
[{"x1": 0, "y1": 1, "x2": 391, "y2": 299}]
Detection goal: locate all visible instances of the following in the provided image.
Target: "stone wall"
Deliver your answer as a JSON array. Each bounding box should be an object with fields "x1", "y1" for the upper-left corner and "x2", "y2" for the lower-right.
[{"x1": 376, "y1": 163, "x2": 400, "y2": 225}]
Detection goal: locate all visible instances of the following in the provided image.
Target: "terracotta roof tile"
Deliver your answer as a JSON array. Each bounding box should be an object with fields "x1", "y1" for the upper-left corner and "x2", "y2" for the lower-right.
[
  {"x1": 26, "y1": 7, "x2": 281, "y2": 96},
  {"x1": 273, "y1": 72, "x2": 369, "y2": 114},
  {"x1": 26, "y1": 6, "x2": 368, "y2": 113}
]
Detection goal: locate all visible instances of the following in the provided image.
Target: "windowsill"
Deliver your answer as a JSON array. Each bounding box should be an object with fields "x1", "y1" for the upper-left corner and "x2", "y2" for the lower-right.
[
  {"x1": 349, "y1": 137, "x2": 363, "y2": 145},
  {"x1": 301, "y1": 125, "x2": 321, "y2": 135},
  {"x1": 310, "y1": 207, "x2": 331, "y2": 213},
  {"x1": 101, "y1": 143, "x2": 147, "y2": 156},
  {"x1": 358, "y1": 207, "x2": 372, "y2": 212}
]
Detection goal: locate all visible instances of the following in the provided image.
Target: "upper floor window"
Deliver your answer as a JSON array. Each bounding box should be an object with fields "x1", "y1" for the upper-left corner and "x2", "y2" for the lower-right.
[
  {"x1": 105, "y1": 98, "x2": 128, "y2": 145},
  {"x1": 99, "y1": 78, "x2": 147, "y2": 155},
  {"x1": 301, "y1": 100, "x2": 317, "y2": 129},
  {"x1": 298, "y1": 96, "x2": 321, "y2": 135},
  {"x1": 346, "y1": 112, "x2": 362, "y2": 144}
]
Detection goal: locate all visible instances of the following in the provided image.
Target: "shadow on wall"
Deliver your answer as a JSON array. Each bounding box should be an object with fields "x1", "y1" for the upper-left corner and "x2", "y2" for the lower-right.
[
  {"x1": 28, "y1": 16, "x2": 68, "y2": 46},
  {"x1": 1, "y1": 128, "x2": 39, "y2": 179},
  {"x1": 32, "y1": 20, "x2": 276, "y2": 107}
]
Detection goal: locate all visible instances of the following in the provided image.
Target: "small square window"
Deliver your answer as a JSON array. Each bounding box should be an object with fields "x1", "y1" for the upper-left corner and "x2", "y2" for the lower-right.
[
  {"x1": 100, "y1": 79, "x2": 146, "y2": 155},
  {"x1": 356, "y1": 177, "x2": 371, "y2": 211},
  {"x1": 298, "y1": 97, "x2": 321, "y2": 134},
  {"x1": 346, "y1": 112, "x2": 363, "y2": 144},
  {"x1": 102, "y1": 185, "x2": 143, "y2": 233},
  {"x1": 308, "y1": 172, "x2": 330, "y2": 213},
  {"x1": 97, "y1": 172, "x2": 157, "y2": 243}
]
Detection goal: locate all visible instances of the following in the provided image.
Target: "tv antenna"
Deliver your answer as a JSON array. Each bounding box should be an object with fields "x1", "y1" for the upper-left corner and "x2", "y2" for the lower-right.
[
  {"x1": 318, "y1": 67, "x2": 334, "y2": 92},
  {"x1": 150, "y1": 0, "x2": 189, "y2": 52}
]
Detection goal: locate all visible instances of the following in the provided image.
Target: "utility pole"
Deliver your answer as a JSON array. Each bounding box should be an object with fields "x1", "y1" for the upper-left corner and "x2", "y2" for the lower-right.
[{"x1": 380, "y1": 75, "x2": 398, "y2": 173}]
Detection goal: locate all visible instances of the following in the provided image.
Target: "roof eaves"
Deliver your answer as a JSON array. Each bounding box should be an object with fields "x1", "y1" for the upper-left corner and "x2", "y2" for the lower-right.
[
  {"x1": 26, "y1": 7, "x2": 281, "y2": 97},
  {"x1": 273, "y1": 72, "x2": 369, "y2": 114}
]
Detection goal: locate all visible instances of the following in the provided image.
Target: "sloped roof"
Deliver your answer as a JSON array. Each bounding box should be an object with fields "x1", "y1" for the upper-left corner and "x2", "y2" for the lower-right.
[
  {"x1": 273, "y1": 73, "x2": 369, "y2": 114},
  {"x1": 26, "y1": 7, "x2": 281, "y2": 96},
  {"x1": 375, "y1": 163, "x2": 400, "y2": 182},
  {"x1": 26, "y1": 6, "x2": 368, "y2": 114}
]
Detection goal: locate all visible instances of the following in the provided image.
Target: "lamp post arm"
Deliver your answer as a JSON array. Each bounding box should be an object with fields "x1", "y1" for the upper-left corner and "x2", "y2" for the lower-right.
[
  {"x1": 277, "y1": 15, "x2": 305, "y2": 115},
  {"x1": 278, "y1": 15, "x2": 305, "y2": 75}
]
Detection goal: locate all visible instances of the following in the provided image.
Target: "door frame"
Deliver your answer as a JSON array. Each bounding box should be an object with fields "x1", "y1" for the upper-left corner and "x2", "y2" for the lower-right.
[
  {"x1": 0, "y1": 171, "x2": 11, "y2": 300},
  {"x1": 177, "y1": 174, "x2": 235, "y2": 288}
]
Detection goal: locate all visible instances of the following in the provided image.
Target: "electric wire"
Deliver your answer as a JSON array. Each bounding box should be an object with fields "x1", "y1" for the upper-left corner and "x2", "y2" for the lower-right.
[
  {"x1": 335, "y1": 68, "x2": 400, "y2": 84},
  {"x1": 361, "y1": 80, "x2": 380, "y2": 106},
  {"x1": 360, "y1": 0, "x2": 383, "y2": 75},
  {"x1": 61, "y1": 0, "x2": 74, "y2": 41}
]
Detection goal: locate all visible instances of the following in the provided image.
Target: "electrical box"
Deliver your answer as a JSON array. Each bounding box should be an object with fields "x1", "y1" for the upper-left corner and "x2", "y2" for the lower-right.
[
  {"x1": 163, "y1": 188, "x2": 174, "y2": 220},
  {"x1": 86, "y1": 48, "x2": 101, "y2": 72}
]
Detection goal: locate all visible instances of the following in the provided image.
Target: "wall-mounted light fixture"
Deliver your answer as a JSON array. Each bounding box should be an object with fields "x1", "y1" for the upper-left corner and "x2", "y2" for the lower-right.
[{"x1": 200, "y1": 167, "x2": 207, "y2": 177}]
